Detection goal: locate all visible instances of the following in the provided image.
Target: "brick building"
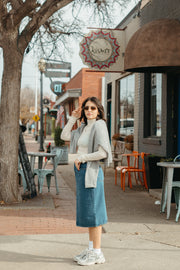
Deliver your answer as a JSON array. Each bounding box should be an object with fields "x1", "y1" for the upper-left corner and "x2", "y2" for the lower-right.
[{"x1": 54, "y1": 68, "x2": 104, "y2": 128}]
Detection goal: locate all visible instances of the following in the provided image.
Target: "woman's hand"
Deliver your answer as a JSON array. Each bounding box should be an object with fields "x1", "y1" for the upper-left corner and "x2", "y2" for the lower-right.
[
  {"x1": 74, "y1": 159, "x2": 81, "y2": 171},
  {"x1": 72, "y1": 107, "x2": 81, "y2": 118}
]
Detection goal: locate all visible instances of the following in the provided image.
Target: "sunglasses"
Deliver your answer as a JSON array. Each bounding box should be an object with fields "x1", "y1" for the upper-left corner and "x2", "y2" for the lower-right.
[{"x1": 84, "y1": 106, "x2": 97, "y2": 111}]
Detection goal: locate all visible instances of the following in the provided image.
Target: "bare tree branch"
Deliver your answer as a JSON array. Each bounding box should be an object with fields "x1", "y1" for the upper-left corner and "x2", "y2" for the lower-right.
[
  {"x1": 43, "y1": 20, "x2": 81, "y2": 36},
  {"x1": 18, "y1": 0, "x2": 73, "y2": 50}
]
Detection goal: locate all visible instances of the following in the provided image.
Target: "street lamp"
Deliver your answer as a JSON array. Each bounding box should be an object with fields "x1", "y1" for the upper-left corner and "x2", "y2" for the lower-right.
[{"x1": 38, "y1": 58, "x2": 46, "y2": 152}]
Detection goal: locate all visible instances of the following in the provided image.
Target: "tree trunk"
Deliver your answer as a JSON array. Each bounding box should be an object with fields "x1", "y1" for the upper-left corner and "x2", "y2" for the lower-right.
[{"x1": 0, "y1": 40, "x2": 24, "y2": 203}]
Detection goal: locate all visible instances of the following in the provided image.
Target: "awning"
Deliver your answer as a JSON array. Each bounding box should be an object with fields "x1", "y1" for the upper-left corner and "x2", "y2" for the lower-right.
[
  {"x1": 53, "y1": 89, "x2": 82, "y2": 107},
  {"x1": 124, "y1": 19, "x2": 180, "y2": 73}
]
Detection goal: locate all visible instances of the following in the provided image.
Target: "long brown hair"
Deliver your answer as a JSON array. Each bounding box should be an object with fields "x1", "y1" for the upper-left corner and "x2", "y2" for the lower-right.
[{"x1": 79, "y1": 97, "x2": 106, "y2": 125}]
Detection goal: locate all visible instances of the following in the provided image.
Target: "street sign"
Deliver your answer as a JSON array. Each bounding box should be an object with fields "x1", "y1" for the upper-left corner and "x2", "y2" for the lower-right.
[
  {"x1": 43, "y1": 60, "x2": 71, "y2": 95},
  {"x1": 44, "y1": 71, "x2": 70, "y2": 78},
  {"x1": 46, "y1": 62, "x2": 71, "y2": 70},
  {"x1": 43, "y1": 98, "x2": 50, "y2": 105},
  {"x1": 50, "y1": 81, "x2": 63, "y2": 96},
  {"x1": 33, "y1": 115, "x2": 40, "y2": 122}
]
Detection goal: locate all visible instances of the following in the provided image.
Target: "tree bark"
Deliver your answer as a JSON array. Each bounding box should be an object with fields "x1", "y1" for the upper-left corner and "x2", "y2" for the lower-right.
[{"x1": 0, "y1": 37, "x2": 24, "y2": 203}]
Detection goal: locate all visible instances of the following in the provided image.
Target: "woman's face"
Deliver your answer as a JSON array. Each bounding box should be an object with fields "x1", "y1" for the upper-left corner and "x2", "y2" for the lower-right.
[{"x1": 84, "y1": 100, "x2": 98, "y2": 120}]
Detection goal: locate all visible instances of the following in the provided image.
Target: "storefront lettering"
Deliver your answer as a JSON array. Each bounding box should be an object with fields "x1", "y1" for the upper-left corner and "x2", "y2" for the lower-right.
[{"x1": 90, "y1": 46, "x2": 111, "y2": 55}]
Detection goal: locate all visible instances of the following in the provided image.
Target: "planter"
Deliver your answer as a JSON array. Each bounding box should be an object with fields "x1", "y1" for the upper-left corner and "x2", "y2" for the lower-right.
[
  {"x1": 51, "y1": 146, "x2": 68, "y2": 165},
  {"x1": 112, "y1": 139, "x2": 117, "y2": 147},
  {"x1": 125, "y1": 142, "x2": 133, "y2": 151},
  {"x1": 144, "y1": 155, "x2": 164, "y2": 190}
]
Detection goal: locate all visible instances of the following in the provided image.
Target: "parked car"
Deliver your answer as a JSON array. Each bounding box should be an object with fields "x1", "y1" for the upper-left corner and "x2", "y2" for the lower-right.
[{"x1": 119, "y1": 118, "x2": 134, "y2": 135}]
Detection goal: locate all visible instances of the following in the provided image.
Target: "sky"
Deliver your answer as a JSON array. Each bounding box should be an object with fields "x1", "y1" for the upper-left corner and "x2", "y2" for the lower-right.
[{"x1": 0, "y1": 0, "x2": 138, "y2": 101}]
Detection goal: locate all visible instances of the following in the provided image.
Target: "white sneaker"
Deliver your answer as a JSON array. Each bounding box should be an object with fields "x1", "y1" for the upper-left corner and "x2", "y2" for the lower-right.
[
  {"x1": 73, "y1": 248, "x2": 89, "y2": 262},
  {"x1": 77, "y1": 250, "x2": 105, "y2": 266}
]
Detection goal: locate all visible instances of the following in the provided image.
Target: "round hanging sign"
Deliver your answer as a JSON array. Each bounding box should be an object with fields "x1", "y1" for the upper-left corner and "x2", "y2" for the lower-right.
[{"x1": 80, "y1": 30, "x2": 120, "y2": 69}]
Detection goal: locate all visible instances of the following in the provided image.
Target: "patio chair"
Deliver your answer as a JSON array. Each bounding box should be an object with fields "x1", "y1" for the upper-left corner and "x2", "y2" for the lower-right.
[
  {"x1": 33, "y1": 149, "x2": 63, "y2": 194},
  {"x1": 18, "y1": 158, "x2": 28, "y2": 192},
  {"x1": 121, "y1": 152, "x2": 148, "y2": 191},
  {"x1": 172, "y1": 182, "x2": 180, "y2": 222},
  {"x1": 115, "y1": 151, "x2": 140, "y2": 188}
]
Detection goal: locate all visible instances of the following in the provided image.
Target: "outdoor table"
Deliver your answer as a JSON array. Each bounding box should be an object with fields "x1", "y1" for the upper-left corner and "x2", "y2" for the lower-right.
[
  {"x1": 27, "y1": 152, "x2": 59, "y2": 193},
  {"x1": 157, "y1": 162, "x2": 180, "y2": 219},
  {"x1": 28, "y1": 152, "x2": 56, "y2": 170}
]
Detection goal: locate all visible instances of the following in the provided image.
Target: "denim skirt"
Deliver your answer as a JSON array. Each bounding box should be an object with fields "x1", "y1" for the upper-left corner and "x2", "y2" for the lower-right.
[{"x1": 74, "y1": 163, "x2": 108, "y2": 227}]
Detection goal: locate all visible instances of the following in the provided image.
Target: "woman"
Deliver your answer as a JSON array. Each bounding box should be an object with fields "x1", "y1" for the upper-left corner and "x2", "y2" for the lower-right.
[{"x1": 61, "y1": 97, "x2": 112, "y2": 266}]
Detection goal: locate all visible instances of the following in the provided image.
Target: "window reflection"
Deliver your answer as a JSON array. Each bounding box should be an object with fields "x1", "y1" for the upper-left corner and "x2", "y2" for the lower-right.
[
  {"x1": 117, "y1": 74, "x2": 135, "y2": 135},
  {"x1": 150, "y1": 73, "x2": 162, "y2": 137}
]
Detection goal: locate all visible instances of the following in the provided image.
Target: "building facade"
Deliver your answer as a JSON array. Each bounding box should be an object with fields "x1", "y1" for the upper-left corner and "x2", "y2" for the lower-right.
[
  {"x1": 106, "y1": 0, "x2": 180, "y2": 159},
  {"x1": 105, "y1": 2, "x2": 141, "y2": 149},
  {"x1": 137, "y1": 0, "x2": 180, "y2": 158}
]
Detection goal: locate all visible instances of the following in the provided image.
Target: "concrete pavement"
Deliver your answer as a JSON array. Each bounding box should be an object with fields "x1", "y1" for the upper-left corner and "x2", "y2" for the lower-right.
[
  {"x1": 0, "y1": 132, "x2": 180, "y2": 269},
  {"x1": 1, "y1": 232, "x2": 180, "y2": 270}
]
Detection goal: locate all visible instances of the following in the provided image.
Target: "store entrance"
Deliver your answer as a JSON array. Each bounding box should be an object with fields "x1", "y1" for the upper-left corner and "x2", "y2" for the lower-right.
[
  {"x1": 167, "y1": 73, "x2": 180, "y2": 158},
  {"x1": 177, "y1": 75, "x2": 180, "y2": 155}
]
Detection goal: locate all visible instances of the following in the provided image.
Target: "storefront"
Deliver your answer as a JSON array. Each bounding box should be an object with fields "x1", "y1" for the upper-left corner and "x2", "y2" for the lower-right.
[
  {"x1": 124, "y1": 7, "x2": 180, "y2": 158},
  {"x1": 106, "y1": 0, "x2": 180, "y2": 160}
]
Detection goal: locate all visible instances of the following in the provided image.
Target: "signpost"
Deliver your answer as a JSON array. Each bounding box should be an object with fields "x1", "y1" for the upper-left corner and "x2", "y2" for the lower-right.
[
  {"x1": 38, "y1": 58, "x2": 46, "y2": 152},
  {"x1": 37, "y1": 59, "x2": 71, "y2": 150}
]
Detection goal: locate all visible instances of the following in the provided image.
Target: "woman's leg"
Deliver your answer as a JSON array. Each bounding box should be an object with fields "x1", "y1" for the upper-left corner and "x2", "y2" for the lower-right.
[{"x1": 89, "y1": 225, "x2": 102, "y2": 249}]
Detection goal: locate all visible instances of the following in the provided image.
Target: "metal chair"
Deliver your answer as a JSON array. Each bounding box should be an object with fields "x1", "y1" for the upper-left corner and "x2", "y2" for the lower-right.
[
  {"x1": 172, "y1": 183, "x2": 180, "y2": 222},
  {"x1": 163, "y1": 154, "x2": 180, "y2": 222},
  {"x1": 33, "y1": 149, "x2": 63, "y2": 194},
  {"x1": 18, "y1": 158, "x2": 27, "y2": 192}
]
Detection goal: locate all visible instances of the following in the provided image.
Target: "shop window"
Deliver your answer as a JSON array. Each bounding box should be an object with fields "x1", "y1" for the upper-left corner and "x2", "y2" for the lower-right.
[
  {"x1": 117, "y1": 74, "x2": 135, "y2": 135},
  {"x1": 144, "y1": 73, "x2": 162, "y2": 137}
]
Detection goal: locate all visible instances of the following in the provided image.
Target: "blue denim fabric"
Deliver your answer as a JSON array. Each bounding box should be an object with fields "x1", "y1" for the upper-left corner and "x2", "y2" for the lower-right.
[{"x1": 74, "y1": 163, "x2": 108, "y2": 227}]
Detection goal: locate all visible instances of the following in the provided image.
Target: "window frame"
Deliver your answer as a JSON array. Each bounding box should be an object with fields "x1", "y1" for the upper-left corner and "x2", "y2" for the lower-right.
[{"x1": 116, "y1": 74, "x2": 135, "y2": 136}]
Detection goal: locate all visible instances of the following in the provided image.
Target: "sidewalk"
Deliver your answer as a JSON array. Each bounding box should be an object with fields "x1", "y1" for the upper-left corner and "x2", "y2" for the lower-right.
[
  {"x1": 0, "y1": 132, "x2": 87, "y2": 235},
  {"x1": 0, "y1": 132, "x2": 180, "y2": 269}
]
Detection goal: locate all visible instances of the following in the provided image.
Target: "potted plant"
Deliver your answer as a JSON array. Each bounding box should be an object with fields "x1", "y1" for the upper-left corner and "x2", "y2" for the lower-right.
[
  {"x1": 144, "y1": 154, "x2": 165, "y2": 190},
  {"x1": 124, "y1": 135, "x2": 133, "y2": 151},
  {"x1": 52, "y1": 126, "x2": 68, "y2": 165},
  {"x1": 112, "y1": 133, "x2": 125, "y2": 147}
]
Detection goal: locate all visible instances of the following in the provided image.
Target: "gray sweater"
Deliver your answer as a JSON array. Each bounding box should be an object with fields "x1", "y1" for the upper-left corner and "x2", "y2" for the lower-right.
[{"x1": 70, "y1": 119, "x2": 112, "y2": 188}]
